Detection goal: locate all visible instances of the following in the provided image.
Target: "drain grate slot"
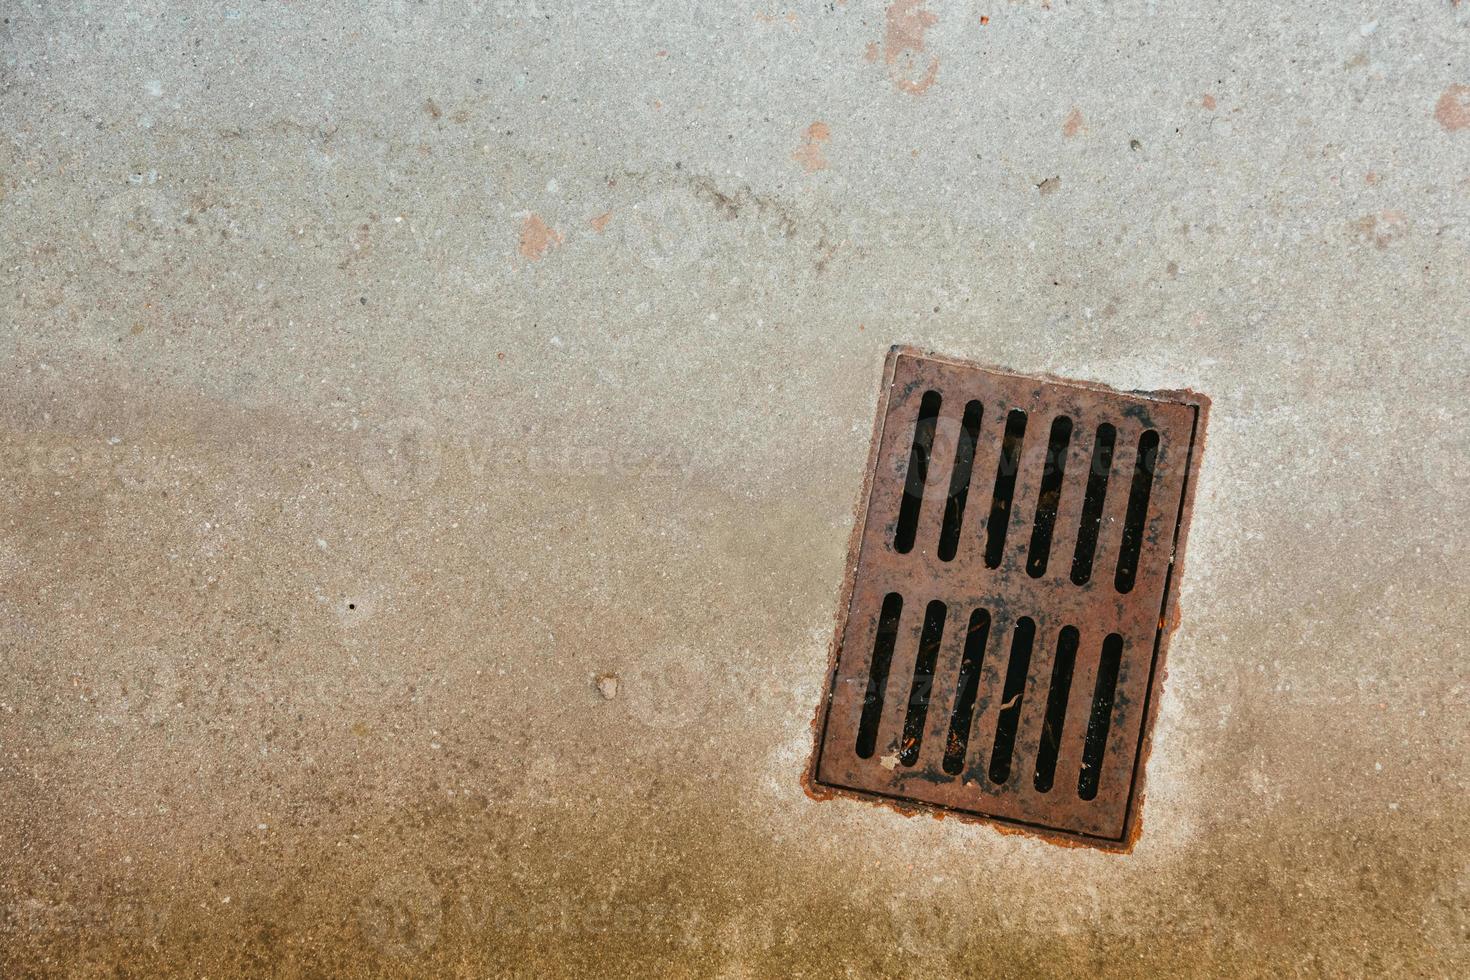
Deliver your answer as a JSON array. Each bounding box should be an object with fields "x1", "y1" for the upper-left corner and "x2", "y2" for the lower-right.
[
  {"x1": 893, "y1": 391, "x2": 942, "y2": 554},
  {"x1": 1079, "y1": 633, "x2": 1125, "y2": 800},
  {"x1": 1070, "y1": 423, "x2": 1116, "y2": 586},
  {"x1": 855, "y1": 592, "x2": 904, "y2": 759},
  {"x1": 809, "y1": 347, "x2": 1207, "y2": 848},
  {"x1": 983, "y1": 409, "x2": 1029, "y2": 568},
  {"x1": 942, "y1": 609, "x2": 992, "y2": 775},
  {"x1": 899, "y1": 600, "x2": 948, "y2": 766},
  {"x1": 1033, "y1": 624, "x2": 1079, "y2": 794},
  {"x1": 937, "y1": 401, "x2": 984, "y2": 562},
  {"x1": 1115, "y1": 430, "x2": 1160, "y2": 594},
  {"x1": 1026, "y1": 416, "x2": 1074, "y2": 577},
  {"x1": 987, "y1": 617, "x2": 1036, "y2": 785}
]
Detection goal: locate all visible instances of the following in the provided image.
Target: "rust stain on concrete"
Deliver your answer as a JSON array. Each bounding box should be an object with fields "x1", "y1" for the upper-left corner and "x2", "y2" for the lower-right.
[
  {"x1": 1062, "y1": 107, "x2": 1085, "y2": 138},
  {"x1": 518, "y1": 213, "x2": 563, "y2": 260},
  {"x1": 1435, "y1": 84, "x2": 1470, "y2": 131},
  {"x1": 882, "y1": 0, "x2": 940, "y2": 95},
  {"x1": 1350, "y1": 209, "x2": 1409, "y2": 249},
  {"x1": 792, "y1": 122, "x2": 831, "y2": 173}
]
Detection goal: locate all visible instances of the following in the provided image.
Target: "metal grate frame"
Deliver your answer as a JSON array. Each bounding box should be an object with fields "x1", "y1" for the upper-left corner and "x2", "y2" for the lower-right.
[{"x1": 805, "y1": 346, "x2": 1209, "y2": 849}]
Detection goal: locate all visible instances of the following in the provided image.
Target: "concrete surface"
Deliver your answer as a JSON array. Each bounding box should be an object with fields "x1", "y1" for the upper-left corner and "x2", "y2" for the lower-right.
[{"x1": 2, "y1": 1, "x2": 1468, "y2": 976}]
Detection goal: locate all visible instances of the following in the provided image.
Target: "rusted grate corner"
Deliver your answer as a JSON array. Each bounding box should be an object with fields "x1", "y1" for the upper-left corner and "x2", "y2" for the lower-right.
[{"x1": 804, "y1": 346, "x2": 1209, "y2": 850}]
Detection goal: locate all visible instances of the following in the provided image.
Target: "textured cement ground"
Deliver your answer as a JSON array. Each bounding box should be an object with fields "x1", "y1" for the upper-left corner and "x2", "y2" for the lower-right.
[{"x1": 2, "y1": 1, "x2": 1468, "y2": 976}]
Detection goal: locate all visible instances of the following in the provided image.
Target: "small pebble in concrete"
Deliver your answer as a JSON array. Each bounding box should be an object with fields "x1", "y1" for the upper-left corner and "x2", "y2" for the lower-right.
[{"x1": 595, "y1": 673, "x2": 619, "y2": 700}]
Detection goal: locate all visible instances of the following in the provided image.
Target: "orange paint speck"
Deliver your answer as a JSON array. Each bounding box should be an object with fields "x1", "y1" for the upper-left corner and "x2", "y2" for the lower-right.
[
  {"x1": 518, "y1": 214, "x2": 562, "y2": 261},
  {"x1": 793, "y1": 122, "x2": 831, "y2": 173},
  {"x1": 1352, "y1": 209, "x2": 1409, "y2": 249},
  {"x1": 980, "y1": 15, "x2": 989, "y2": 25},
  {"x1": 754, "y1": 10, "x2": 800, "y2": 27},
  {"x1": 882, "y1": 1, "x2": 940, "y2": 95},
  {"x1": 1435, "y1": 84, "x2": 1470, "y2": 132},
  {"x1": 589, "y1": 212, "x2": 613, "y2": 234},
  {"x1": 1201, "y1": 94, "x2": 1217, "y2": 110},
  {"x1": 1062, "y1": 107, "x2": 1085, "y2": 138}
]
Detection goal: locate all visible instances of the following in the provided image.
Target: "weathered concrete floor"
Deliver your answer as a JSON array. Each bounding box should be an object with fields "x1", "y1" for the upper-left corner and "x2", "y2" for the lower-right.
[{"x1": 2, "y1": 2, "x2": 1467, "y2": 976}]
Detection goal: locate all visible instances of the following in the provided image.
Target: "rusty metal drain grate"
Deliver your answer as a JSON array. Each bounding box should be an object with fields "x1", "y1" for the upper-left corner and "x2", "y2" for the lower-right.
[{"x1": 806, "y1": 347, "x2": 1208, "y2": 849}]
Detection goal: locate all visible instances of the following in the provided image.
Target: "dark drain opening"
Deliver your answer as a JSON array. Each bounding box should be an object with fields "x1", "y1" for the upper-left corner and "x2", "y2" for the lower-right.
[
  {"x1": 899, "y1": 600, "x2": 948, "y2": 766},
  {"x1": 1033, "y1": 626, "x2": 1079, "y2": 793},
  {"x1": 1070, "y1": 423, "x2": 1116, "y2": 586},
  {"x1": 937, "y1": 400, "x2": 984, "y2": 562},
  {"x1": 984, "y1": 410, "x2": 1029, "y2": 568},
  {"x1": 856, "y1": 592, "x2": 903, "y2": 759},
  {"x1": 1114, "y1": 430, "x2": 1159, "y2": 594},
  {"x1": 894, "y1": 391, "x2": 942, "y2": 554},
  {"x1": 1027, "y1": 415, "x2": 1074, "y2": 577},
  {"x1": 1079, "y1": 633, "x2": 1124, "y2": 800},
  {"x1": 988, "y1": 617, "x2": 1036, "y2": 784},
  {"x1": 942, "y1": 608, "x2": 991, "y2": 775}
]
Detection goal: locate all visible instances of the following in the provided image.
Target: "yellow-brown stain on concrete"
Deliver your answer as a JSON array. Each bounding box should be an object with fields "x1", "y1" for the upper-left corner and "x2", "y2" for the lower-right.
[
  {"x1": 882, "y1": 0, "x2": 940, "y2": 95},
  {"x1": 1435, "y1": 84, "x2": 1470, "y2": 131},
  {"x1": 2, "y1": 328, "x2": 1467, "y2": 978},
  {"x1": 518, "y1": 214, "x2": 562, "y2": 260},
  {"x1": 589, "y1": 211, "x2": 613, "y2": 234},
  {"x1": 792, "y1": 122, "x2": 831, "y2": 173}
]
